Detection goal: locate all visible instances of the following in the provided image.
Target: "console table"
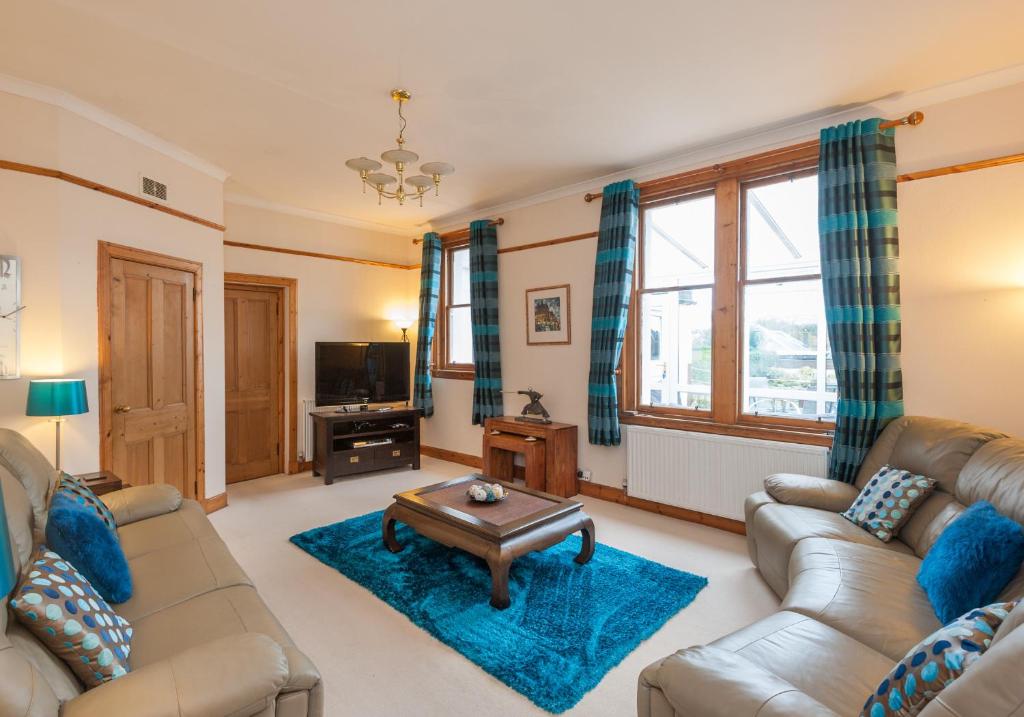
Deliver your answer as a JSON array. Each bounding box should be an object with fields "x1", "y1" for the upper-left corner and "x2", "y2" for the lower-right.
[
  {"x1": 482, "y1": 417, "x2": 578, "y2": 497},
  {"x1": 311, "y1": 408, "x2": 421, "y2": 485}
]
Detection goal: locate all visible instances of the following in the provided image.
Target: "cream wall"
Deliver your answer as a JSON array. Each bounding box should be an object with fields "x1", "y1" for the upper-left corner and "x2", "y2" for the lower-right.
[
  {"x1": 0, "y1": 90, "x2": 227, "y2": 497},
  {"x1": 422, "y1": 81, "x2": 1024, "y2": 488},
  {"x1": 223, "y1": 203, "x2": 419, "y2": 462}
]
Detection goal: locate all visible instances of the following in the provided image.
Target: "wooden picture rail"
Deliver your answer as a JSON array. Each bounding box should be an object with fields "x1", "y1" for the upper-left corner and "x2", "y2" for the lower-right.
[
  {"x1": 223, "y1": 239, "x2": 418, "y2": 270},
  {"x1": 0, "y1": 159, "x2": 226, "y2": 231}
]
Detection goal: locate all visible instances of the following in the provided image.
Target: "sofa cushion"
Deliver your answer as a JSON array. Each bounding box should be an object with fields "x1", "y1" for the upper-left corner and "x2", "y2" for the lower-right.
[
  {"x1": 841, "y1": 466, "x2": 935, "y2": 542},
  {"x1": 747, "y1": 502, "x2": 913, "y2": 596},
  {"x1": 783, "y1": 538, "x2": 941, "y2": 661},
  {"x1": 54, "y1": 473, "x2": 117, "y2": 534},
  {"x1": 956, "y1": 438, "x2": 1024, "y2": 524},
  {"x1": 711, "y1": 611, "x2": 893, "y2": 715},
  {"x1": 8, "y1": 547, "x2": 133, "y2": 687},
  {"x1": 128, "y1": 584, "x2": 321, "y2": 695},
  {"x1": 46, "y1": 492, "x2": 132, "y2": 604},
  {"x1": 917, "y1": 501, "x2": 1024, "y2": 623},
  {"x1": 861, "y1": 601, "x2": 1016, "y2": 717},
  {"x1": 0, "y1": 429, "x2": 59, "y2": 542},
  {"x1": 115, "y1": 499, "x2": 221, "y2": 560}
]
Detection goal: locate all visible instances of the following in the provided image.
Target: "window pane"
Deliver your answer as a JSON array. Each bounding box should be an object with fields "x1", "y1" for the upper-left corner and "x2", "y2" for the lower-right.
[
  {"x1": 745, "y1": 175, "x2": 820, "y2": 280},
  {"x1": 643, "y1": 195, "x2": 715, "y2": 289},
  {"x1": 448, "y1": 306, "x2": 473, "y2": 365},
  {"x1": 451, "y1": 247, "x2": 471, "y2": 305},
  {"x1": 640, "y1": 288, "x2": 712, "y2": 411},
  {"x1": 742, "y1": 280, "x2": 836, "y2": 419}
]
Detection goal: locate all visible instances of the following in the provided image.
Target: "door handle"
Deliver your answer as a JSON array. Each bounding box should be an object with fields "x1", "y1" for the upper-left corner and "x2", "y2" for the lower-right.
[{"x1": 114, "y1": 405, "x2": 131, "y2": 414}]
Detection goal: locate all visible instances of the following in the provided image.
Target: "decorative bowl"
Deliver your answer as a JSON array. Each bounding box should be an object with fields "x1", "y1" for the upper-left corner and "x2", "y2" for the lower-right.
[{"x1": 466, "y1": 483, "x2": 508, "y2": 503}]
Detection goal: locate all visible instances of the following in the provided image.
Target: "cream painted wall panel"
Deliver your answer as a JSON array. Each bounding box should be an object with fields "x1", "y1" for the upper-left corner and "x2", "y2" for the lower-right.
[{"x1": 420, "y1": 378, "x2": 481, "y2": 457}]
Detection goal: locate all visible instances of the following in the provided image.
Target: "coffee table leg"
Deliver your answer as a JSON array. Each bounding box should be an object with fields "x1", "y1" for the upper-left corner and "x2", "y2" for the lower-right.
[
  {"x1": 486, "y1": 549, "x2": 512, "y2": 609},
  {"x1": 382, "y1": 505, "x2": 403, "y2": 553},
  {"x1": 575, "y1": 516, "x2": 596, "y2": 565}
]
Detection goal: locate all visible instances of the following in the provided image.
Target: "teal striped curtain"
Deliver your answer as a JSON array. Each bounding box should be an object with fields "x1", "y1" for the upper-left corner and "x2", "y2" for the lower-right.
[
  {"x1": 412, "y1": 232, "x2": 442, "y2": 416},
  {"x1": 819, "y1": 119, "x2": 903, "y2": 484},
  {"x1": 469, "y1": 220, "x2": 503, "y2": 424},
  {"x1": 587, "y1": 180, "x2": 639, "y2": 446}
]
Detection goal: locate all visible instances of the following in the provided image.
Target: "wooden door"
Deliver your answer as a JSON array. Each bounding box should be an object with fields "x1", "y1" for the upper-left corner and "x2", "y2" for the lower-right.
[
  {"x1": 224, "y1": 285, "x2": 283, "y2": 482},
  {"x1": 108, "y1": 258, "x2": 197, "y2": 497}
]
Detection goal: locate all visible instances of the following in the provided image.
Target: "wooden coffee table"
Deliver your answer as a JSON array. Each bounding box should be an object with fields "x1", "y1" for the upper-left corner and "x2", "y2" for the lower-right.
[{"x1": 382, "y1": 474, "x2": 595, "y2": 609}]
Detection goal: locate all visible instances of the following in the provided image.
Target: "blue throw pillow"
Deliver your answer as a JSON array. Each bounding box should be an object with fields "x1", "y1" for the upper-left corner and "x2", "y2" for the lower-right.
[
  {"x1": 917, "y1": 501, "x2": 1024, "y2": 623},
  {"x1": 46, "y1": 492, "x2": 133, "y2": 603}
]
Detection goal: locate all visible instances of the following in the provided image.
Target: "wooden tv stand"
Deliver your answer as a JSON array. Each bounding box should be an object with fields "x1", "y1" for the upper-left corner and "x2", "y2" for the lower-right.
[{"x1": 311, "y1": 407, "x2": 421, "y2": 484}]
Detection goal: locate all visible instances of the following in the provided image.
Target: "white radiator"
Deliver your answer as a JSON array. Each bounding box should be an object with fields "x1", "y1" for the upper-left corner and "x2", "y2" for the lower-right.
[
  {"x1": 625, "y1": 425, "x2": 829, "y2": 521},
  {"x1": 301, "y1": 399, "x2": 316, "y2": 463}
]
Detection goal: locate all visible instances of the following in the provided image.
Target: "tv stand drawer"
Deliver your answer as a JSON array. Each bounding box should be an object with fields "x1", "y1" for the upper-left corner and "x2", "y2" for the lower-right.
[
  {"x1": 375, "y1": 443, "x2": 414, "y2": 463},
  {"x1": 335, "y1": 447, "x2": 376, "y2": 475}
]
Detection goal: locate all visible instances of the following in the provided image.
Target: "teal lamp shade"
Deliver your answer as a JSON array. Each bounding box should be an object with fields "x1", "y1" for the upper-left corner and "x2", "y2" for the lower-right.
[
  {"x1": 26, "y1": 379, "x2": 89, "y2": 417},
  {"x1": 0, "y1": 480, "x2": 16, "y2": 595}
]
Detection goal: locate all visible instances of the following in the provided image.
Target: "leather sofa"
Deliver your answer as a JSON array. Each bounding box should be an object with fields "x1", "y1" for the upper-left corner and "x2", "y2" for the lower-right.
[
  {"x1": 638, "y1": 416, "x2": 1024, "y2": 717},
  {"x1": 0, "y1": 428, "x2": 323, "y2": 717}
]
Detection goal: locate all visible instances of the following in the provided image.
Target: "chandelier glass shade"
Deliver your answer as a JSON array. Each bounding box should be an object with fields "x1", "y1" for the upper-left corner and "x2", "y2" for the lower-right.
[{"x1": 345, "y1": 89, "x2": 454, "y2": 206}]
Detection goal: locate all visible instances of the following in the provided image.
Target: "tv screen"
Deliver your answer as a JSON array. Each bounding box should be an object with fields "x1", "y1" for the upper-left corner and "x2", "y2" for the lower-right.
[{"x1": 315, "y1": 342, "x2": 410, "y2": 406}]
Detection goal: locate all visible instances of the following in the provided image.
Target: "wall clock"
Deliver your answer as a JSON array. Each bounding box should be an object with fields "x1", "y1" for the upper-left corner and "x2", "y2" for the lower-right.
[{"x1": 0, "y1": 255, "x2": 23, "y2": 379}]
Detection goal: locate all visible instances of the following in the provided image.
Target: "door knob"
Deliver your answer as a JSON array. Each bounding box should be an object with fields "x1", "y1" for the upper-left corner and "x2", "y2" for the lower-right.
[{"x1": 114, "y1": 405, "x2": 131, "y2": 414}]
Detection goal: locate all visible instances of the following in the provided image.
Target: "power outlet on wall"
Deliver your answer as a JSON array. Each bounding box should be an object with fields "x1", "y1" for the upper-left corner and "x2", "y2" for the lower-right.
[{"x1": 577, "y1": 469, "x2": 592, "y2": 482}]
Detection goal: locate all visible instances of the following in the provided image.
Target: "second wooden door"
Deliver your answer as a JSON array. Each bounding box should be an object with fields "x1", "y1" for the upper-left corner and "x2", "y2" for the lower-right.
[{"x1": 225, "y1": 284, "x2": 283, "y2": 482}]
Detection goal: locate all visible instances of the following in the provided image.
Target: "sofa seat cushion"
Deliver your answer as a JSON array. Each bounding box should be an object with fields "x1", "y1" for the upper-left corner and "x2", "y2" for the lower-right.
[
  {"x1": 711, "y1": 611, "x2": 893, "y2": 715},
  {"x1": 782, "y1": 538, "x2": 941, "y2": 661},
  {"x1": 114, "y1": 500, "x2": 252, "y2": 622},
  {"x1": 128, "y1": 585, "x2": 321, "y2": 695},
  {"x1": 748, "y1": 502, "x2": 914, "y2": 596}
]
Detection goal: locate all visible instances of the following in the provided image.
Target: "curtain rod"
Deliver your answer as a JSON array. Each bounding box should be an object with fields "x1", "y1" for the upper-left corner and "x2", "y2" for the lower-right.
[
  {"x1": 412, "y1": 217, "x2": 504, "y2": 244},
  {"x1": 583, "y1": 111, "x2": 925, "y2": 203}
]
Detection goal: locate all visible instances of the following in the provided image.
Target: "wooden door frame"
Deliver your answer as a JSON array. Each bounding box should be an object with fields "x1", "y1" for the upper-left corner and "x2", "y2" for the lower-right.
[
  {"x1": 224, "y1": 272, "x2": 299, "y2": 474},
  {"x1": 97, "y1": 241, "x2": 206, "y2": 501}
]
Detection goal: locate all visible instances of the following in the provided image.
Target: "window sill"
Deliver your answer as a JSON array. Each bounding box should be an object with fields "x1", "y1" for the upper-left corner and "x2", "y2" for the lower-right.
[
  {"x1": 432, "y1": 368, "x2": 474, "y2": 381},
  {"x1": 619, "y1": 412, "x2": 834, "y2": 447}
]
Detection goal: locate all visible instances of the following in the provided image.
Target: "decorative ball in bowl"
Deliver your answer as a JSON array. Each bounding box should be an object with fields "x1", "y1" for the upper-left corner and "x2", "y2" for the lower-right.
[{"x1": 466, "y1": 483, "x2": 508, "y2": 503}]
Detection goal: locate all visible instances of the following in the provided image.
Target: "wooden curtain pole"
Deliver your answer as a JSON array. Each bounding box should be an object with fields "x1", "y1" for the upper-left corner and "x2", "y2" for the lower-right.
[
  {"x1": 412, "y1": 217, "x2": 504, "y2": 244},
  {"x1": 583, "y1": 111, "x2": 925, "y2": 203}
]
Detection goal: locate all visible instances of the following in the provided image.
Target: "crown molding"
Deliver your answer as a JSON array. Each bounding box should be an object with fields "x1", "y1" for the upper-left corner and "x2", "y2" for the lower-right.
[
  {"x1": 0, "y1": 72, "x2": 230, "y2": 182},
  {"x1": 430, "y1": 62, "x2": 1024, "y2": 231},
  {"x1": 224, "y1": 193, "x2": 419, "y2": 237}
]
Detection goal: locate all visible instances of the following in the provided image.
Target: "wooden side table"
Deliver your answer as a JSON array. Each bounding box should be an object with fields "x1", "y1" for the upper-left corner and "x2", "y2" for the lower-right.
[
  {"x1": 482, "y1": 417, "x2": 578, "y2": 497},
  {"x1": 75, "y1": 470, "x2": 124, "y2": 496}
]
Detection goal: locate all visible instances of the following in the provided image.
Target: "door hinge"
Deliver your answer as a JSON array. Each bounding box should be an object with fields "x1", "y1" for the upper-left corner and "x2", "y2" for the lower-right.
[
  {"x1": 193, "y1": 287, "x2": 197, "y2": 301},
  {"x1": 194, "y1": 480, "x2": 198, "y2": 496}
]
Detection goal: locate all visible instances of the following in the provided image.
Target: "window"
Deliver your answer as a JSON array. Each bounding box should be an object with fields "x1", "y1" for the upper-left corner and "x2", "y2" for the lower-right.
[
  {"x1": 624, "y1": 143, "x2": 834, "y2": 444},
  {"x1": 433, "y1": 243, "x2": 474, "y2": 378}
]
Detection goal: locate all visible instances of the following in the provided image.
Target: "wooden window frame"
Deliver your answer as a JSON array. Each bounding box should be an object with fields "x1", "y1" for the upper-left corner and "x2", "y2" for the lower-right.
[
  {"x1": 432, "y1": 240, "x2": 474, "y2": 380},
  {"x1": 620, "y1": 142, "x2": 834, "y2": 447}
]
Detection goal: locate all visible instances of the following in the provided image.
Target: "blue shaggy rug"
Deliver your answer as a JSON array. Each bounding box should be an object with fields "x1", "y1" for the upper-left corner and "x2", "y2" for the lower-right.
[{"x1": 290, "y1": 511, "x2": 707, "y2": 713}]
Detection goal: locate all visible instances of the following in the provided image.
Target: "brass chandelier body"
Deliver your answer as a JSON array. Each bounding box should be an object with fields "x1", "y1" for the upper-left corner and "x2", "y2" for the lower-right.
[{"x1": 345, "y1": 89, "x2": 454, "y2": 206}]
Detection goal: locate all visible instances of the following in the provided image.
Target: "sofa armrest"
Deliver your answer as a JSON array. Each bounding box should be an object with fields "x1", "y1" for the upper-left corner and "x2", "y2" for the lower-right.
[
  {"x1": 100, "y1": 484, "x2": 182, "y2": 526},
  {"x1": 764, "y1": 473, "x2": 859, "y2": 512},
  {"x1": 649, "y1": 646, "x2": 840, "y2": 717},
  {"x1": 61, "y1": 633, "x2": 288, "y2": 717}
]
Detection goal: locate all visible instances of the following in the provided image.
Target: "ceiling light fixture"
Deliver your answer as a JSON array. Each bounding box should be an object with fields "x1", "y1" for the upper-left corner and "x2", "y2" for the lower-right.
[{"x1": 345, "y1": 89, "x2": 454, "y2": 207}]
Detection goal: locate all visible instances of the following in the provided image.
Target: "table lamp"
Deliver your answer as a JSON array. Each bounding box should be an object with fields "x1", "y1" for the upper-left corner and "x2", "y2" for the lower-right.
[
  {"x1": 394, "y1": 317, "x2": 413, "y2": 342},
  {"x1": 26, "y1": 378, "x2": 88, "y2": 472},
  {"x1": 0, "y1": 480, "x2": 17, "y2": 597}
]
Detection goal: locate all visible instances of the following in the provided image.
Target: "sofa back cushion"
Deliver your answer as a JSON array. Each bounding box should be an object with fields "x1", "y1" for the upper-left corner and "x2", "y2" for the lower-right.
[
  {"x1": 2, "y1": 468, "x2": 35, "y2": 572},
  {"x1": 956, "y1": 438, "x2": 1024, "y2": 524},
  {"x1": 0, "y1": 429, "x2": 58, "y2": 542}
]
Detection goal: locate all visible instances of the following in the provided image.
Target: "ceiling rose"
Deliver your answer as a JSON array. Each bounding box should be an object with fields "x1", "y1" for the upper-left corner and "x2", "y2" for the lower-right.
[{"x1": 345, "y1": 89, "x2": 454, "y2": 207}]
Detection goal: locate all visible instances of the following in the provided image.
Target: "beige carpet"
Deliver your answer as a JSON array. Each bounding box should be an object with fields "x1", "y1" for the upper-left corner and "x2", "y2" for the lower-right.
[{"x1": 211, "y1": 458, "x2": 779, "y2": 716}]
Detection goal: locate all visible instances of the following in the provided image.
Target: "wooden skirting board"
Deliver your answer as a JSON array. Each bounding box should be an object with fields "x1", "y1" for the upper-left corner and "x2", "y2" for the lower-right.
[
  {"x1": 203, "y1": 492, "x2": 228, "y2": 514},
  {"x1": 420, "y1": 445, "x2": 746, "y2": 535},
  {"x1": 298, "y1": 460, "x2": 313, "y2": 473}
]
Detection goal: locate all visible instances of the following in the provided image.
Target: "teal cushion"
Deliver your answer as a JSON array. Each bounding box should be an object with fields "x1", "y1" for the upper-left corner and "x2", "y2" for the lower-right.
[
  {"x1": 46, "y1": 492, "x2": 132, "y2": 603},
  {"x1": 53, "y1": 472, "x2": 117, "y2": 534},
  {"x1": 841, "y1": 465, "x2": 935, "y2": 542},
  {"x1": 860, "y1": 601, "x2": 1016, "y2": 717},
  {"x1": 8, "y1": 546, "x2": 133, "y2": 687}
]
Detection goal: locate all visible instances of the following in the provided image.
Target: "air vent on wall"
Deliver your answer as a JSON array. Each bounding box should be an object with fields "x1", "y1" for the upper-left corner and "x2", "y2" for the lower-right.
[{"x1": 140, "y1": 176, "x2": 168, "y2": 202}]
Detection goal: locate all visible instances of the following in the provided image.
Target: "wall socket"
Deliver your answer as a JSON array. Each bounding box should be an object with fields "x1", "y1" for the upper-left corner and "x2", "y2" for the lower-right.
[{"x1": 576, "y1": 469, "x2": 593, "y2": 482}]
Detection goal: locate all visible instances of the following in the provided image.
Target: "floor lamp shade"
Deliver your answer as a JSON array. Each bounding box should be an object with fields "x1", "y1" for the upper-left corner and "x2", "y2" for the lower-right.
[
  {"x1": 0, "y1": 480, "x2": 17, "y2": 596},
  {"x1": 26, "y1": 379, "x2": 88, "y2": 472},
  {"x1": 26, "y1": 379, "x2": 89, "y2": 417}
]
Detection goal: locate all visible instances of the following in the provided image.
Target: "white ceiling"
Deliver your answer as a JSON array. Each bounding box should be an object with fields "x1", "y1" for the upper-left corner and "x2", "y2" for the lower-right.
[{"x1": 3, "y1": 0, "x2": 1024, "y2": 232}]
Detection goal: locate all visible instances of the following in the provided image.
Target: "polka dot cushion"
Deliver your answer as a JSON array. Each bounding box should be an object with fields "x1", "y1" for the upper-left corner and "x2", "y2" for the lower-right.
[
  {"x1": 9, "y1": 546, "x2": 132, "y2": 687},
  {"x1": 841, "y1": 465, "x2": 935, "y2": 542},
  {"x1": 54, "y1": 472, "x2": 117, "y2": 534}
]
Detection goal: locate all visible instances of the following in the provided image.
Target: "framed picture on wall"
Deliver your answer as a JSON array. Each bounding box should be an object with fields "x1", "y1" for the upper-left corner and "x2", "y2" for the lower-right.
[
  {"x1": 525, "y1": 284, "x2": 571, "y2": 345},
  {"x1": 0, "y1": 255, "x2": 22, "y2": 379}
]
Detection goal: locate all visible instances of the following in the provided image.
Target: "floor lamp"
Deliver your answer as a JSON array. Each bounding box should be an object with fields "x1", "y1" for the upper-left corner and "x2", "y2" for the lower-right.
[{"x1": 26, "y1": 378, "x2": 89, "y2": 472}]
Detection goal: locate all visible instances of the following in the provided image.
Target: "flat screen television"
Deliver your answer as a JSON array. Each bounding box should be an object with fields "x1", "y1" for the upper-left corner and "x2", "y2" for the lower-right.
[{"x1": 315, "y1": 342, "x2": 410, "y2": 406}]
